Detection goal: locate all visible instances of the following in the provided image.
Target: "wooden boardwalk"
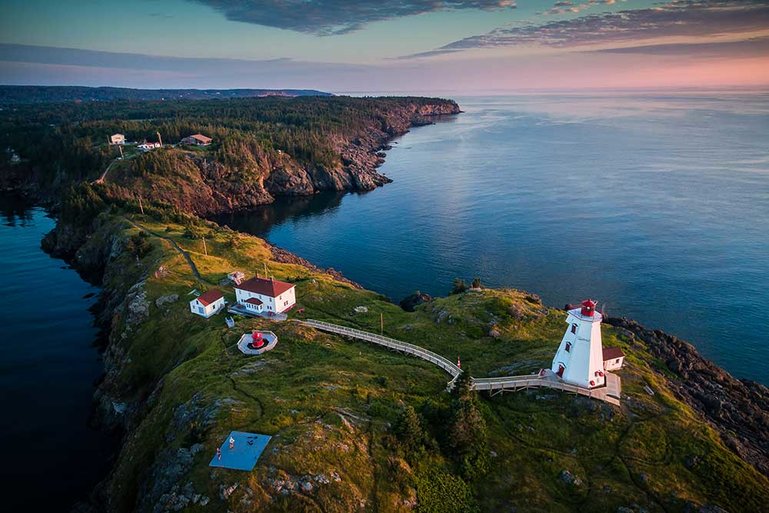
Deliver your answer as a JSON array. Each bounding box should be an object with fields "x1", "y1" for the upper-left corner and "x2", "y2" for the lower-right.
[
  {"x1": 301, "y1": 320, "x2": 462, "y2": 379},
  {"x1": 473, "y1": 370, "x2": 621, "y2": 406},
  {"x1": 302, "y1": 319, "x2": 621, "y2": 406}
]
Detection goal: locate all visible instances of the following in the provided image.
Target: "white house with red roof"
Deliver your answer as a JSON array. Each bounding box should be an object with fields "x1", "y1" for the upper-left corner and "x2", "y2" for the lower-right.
[
  {"x1": 190, "y1": 289, "x2": 225, "y2": 318},
  {"x1": 234, "y1": 277, "x2": 296, "y2": 314}
]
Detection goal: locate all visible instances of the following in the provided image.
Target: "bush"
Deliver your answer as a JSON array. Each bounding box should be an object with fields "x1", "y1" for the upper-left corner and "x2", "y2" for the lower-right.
[
  {"x1": 414, "y1": 465, "x2": 478, "y2": 513},
  {"x1": 451, "y1": 278, "x2": 467, "y2": 295},
  {"x1": 125, "y1": 232, "x2": 152, "y2": 258}
]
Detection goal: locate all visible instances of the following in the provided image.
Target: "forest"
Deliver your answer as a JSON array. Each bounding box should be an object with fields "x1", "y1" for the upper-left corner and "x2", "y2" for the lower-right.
[{"x1": 0, "y1": 95, "x2": 458, "y2": 186}]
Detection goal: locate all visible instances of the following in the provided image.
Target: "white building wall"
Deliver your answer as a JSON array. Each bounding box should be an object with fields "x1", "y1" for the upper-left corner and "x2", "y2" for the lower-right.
[
  {"x1": 551, "y1": 309, "x2": 606, "y2": 388},
  {"x1": 604, "y1": 357, "x2": 624, "y2": 371},
  {"x1": 189, "y1": 297, "x2": 224, "y2": 318},
  {"x1": 275, "y1": 288, "x2": 296, "y2": 313},
  {"x1": 236, "y1": 286, "x2": 296, "y2": 313}
]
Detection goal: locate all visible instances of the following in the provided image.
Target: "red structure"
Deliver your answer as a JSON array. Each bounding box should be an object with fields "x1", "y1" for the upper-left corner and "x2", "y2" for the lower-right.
[
  {"x1": 580, "y1": 299, "x2": 597, "y2": 317},
  {"x1": 249, "y1": 331, "x2": 265, "y2": 349}
]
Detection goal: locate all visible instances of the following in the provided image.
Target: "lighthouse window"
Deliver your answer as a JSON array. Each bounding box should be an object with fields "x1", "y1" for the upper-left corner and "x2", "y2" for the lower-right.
[
  {"x1": 570, "y1": 323, "x2": 578, "y2": 334},
  {"x1": 565, "y1": 342, "x2": 571, "y2": 353}
]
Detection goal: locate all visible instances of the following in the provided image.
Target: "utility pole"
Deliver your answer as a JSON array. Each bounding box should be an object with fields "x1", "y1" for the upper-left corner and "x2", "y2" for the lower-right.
[
  {"x1": 118, "y1": 145, "x2": 124, "y2": 159},
  {"x1": 156, "y1": 131, "x2": 163, "y2": 147},
  {"x1": 138, "y1": 195, "x2": 144, "y2": 215},
  {"x1": 202, "y1": 237, "x2": 207, "y2": 256},
  {"x1": 380, "y1": 313, "x2": 384, "y2": 335},
  {"x1": 263, "y1": 262, "x2": 268, "y2": 280}
]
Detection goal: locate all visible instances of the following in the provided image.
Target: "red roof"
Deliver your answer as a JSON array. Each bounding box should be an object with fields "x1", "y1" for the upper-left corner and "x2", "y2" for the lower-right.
[
  {"x1": 188, "y1": 133, "x2": 212, "y2": 143},
  {"x1": 245, "y1": 297, "x2": 263, "y2": 305},
  {"x1": 197, "y1": 289, "x2": 223, "y2": 307},
  {"x1": 236, "y1": 277, "x2": 294, "y2": 297},
  {"x1": 603, "y1": 347, "x2": 625, "y2": 360}
]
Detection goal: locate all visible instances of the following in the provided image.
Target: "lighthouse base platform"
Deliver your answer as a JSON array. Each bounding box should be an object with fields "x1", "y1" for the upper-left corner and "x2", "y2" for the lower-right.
[{"x1": 472, "y1": 369, "x2": 622, "y2": 406}]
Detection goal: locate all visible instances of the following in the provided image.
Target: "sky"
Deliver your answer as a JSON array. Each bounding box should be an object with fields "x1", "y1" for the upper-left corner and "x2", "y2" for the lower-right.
[{"x1": 0, "y1": 0, "x2": 768, "y2": 93}]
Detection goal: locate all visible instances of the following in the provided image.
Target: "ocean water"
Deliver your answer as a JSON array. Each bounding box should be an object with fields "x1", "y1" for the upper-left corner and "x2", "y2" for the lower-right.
[
  {"x1": 0, "y1": 198, "x2": 114, "y2": 510},
  {"x1": 216, "y1": 93, "x2": 769, "y2": 384}
]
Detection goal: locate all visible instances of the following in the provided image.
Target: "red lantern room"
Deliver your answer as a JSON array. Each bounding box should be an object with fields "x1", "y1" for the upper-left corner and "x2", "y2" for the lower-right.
[{"x1": 580, "y1": 299, "x2": 597, "y2": 317}]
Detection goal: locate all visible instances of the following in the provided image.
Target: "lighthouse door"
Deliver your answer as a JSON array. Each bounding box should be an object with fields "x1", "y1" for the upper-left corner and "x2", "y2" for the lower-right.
[{"x1": 557, "y1": 364, "x2": 565, "y2": 378}]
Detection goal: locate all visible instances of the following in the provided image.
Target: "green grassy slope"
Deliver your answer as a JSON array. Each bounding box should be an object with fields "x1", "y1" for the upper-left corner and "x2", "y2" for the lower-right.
[{"x1": 86, "y1": 212, "x2": 769, "y2": 513}]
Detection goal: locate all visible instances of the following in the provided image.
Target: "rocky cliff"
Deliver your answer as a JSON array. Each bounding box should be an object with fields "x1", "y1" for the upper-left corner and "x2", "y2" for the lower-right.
[{"x1": 96, "y1": 100, "x2": 460, "y2": 217}]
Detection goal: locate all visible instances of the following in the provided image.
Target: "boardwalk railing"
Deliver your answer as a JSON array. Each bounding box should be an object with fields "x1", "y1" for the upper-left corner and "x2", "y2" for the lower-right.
[
  {"x1": 302, "y1": 319, "x2": 620, "y2": 406},
  {"x1": 302, "y1": 320, "x2": 461, "y2": 379},
  {"x1": 473, "y1": 374, "x2": 621, "y2": 406}
]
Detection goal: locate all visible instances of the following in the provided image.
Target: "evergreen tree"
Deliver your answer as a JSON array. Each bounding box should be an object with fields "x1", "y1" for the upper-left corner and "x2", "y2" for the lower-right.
[
  {"x1": 447, "y1": 368, "x2": 490, "y2": 480},
  {"x1": 393, "y1": 405, "x2": 427, "y2": 456},
  {"x1": 451, "y1": 278, "x2": 467, "y2": 295}
]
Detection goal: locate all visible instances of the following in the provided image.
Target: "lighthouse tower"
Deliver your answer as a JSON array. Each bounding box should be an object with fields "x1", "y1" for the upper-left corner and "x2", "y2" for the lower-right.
[{"x1": 551, "y1": 299, "x2": 606, "y2": 389}]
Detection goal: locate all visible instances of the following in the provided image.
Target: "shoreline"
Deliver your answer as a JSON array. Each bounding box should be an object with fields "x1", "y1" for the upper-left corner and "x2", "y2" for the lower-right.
[{"x1": 29, "y1": 202, "x2": 768, "y2": 511}]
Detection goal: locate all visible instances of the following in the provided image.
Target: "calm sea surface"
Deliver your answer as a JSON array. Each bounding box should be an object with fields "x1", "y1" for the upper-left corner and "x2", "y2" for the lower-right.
[
  {"x1": 0, "y1": 198, "x2": 114, "y2": 509},
  {"x1": 217, "y1": 93, "x2": 769, "y2": 384}
]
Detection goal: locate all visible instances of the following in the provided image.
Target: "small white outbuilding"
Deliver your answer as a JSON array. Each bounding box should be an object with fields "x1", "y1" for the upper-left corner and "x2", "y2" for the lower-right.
[
  {"x1": 602, "y1": 347, "x2": 626, "y2": 371},
  {"x1": 190, "y1": 289, "x2": 225, "y2": 318}
]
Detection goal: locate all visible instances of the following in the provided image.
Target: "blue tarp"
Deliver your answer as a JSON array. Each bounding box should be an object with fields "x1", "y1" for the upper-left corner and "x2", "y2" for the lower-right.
[{"x1": 208, "y1": 431, "x2": 272, "y2": 471}]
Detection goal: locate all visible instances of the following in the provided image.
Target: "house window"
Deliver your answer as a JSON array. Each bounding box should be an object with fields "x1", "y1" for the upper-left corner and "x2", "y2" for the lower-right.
[
  {"x1": 565, "y1": 342, "x2": 571, "y2": 353},
  {"x1": 571, "y1": 324, "x2": 578, "y2": 334},
  {"x1": 615, "y1": 358, "x2": 620, "y2": 363}
]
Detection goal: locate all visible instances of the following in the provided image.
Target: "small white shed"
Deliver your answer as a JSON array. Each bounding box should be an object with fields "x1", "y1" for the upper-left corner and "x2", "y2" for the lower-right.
[
  {"x1": 603, "y1": 347, "x2": 626, "y2": 371},
  {"x1": 190, "y1": 289, "x2": 225, "y2": 318}
]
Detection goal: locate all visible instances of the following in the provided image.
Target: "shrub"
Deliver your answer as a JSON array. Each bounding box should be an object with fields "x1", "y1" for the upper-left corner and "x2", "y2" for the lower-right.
[
  {"x1": 451, "y1": 278, "x2": 467, "y2": 295},
  {"x1": 414, "y1": 465, "x2": 478, "y2": 513}
]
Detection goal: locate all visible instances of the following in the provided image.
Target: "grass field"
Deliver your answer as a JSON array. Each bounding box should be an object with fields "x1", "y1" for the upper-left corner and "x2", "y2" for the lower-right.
[{"x1": 86, "y1": 211, "x2": 769, "y2": 513}]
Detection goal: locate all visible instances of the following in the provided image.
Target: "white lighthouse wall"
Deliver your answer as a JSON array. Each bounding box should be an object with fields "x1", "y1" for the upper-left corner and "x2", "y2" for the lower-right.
[{"x1": 550, "y1": 309, "x2": 606, "y2": 388}]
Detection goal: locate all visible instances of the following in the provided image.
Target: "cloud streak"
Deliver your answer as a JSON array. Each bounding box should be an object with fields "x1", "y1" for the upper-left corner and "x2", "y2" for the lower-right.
[
  {"x1": 188, "y1": 0, "x2": 516, "y2": 35},
  {"x1": 407, "y1": 0, "x2": 769, "y2": 57}
]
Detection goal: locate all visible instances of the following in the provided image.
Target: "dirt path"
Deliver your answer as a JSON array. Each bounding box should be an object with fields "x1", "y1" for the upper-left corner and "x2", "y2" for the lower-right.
[{"x1": 123, "y1": 217, "x2": 213, "y2": 285}]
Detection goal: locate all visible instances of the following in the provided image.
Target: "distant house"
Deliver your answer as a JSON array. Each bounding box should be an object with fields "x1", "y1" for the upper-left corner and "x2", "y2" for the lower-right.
[
  {"x1": 110, "y1": 133, "x2": 126, "y2": 145},
  {"x1": 137, "y1": 141, "x2": 161, "y2": 151},
  {"x1": 190, "y1": 289, "x2": 225, "y2": 318},
  {"x1": 182, "y1": 133, "x2": 213, "y2": 146},
  {"x1": 602, "y1": 347, "x2": 625, "y2": 371},
  {"x1": 234, "y1": 277, "x2": 296, "y2": 314}
]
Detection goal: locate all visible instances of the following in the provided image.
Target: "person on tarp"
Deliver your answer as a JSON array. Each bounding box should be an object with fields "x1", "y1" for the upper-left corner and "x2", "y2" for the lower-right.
[{"x1": 229, "y1": 436, "x2": 235, "y2": 450}]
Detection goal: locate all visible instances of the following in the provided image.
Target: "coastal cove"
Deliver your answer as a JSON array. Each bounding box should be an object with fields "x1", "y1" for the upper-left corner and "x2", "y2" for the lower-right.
[
  {"x1": 2, "y1": 92, "x2": 768, "y2": 512},
  {"x1": 215, "y1": 93, "x2": 769, "y2": 385},
  {"x1": 0, "y1": 197, "x2": 115, "y2": 510}
]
